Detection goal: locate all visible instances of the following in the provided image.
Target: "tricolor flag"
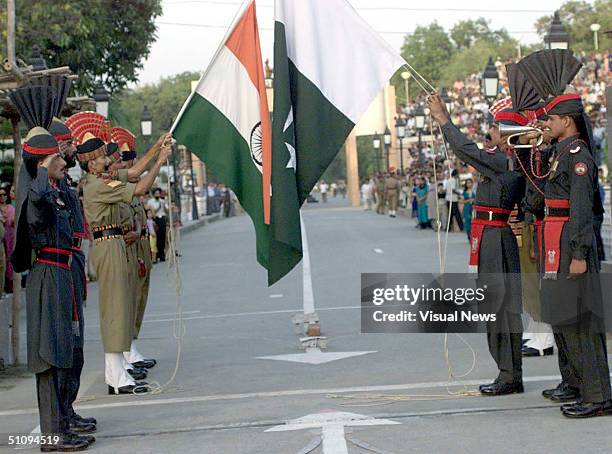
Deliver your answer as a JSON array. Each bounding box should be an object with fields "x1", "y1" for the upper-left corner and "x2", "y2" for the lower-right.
[
  {"x1": 268, "y1": 0, "x2": 405, "y2": 284},
  {"x1": 173, "y1": 1, "x2": 272, "y2": 269}
]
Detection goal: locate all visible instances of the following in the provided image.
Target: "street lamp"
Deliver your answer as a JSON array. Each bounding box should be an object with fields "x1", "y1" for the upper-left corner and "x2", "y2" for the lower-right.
[
  {"x1": 545, "y1": 11, "x2": 570, "y2": 50},
  {"x1": 93, "y1": 81, "x2": 110, "y2": 118},
  {"x1": 482, "y1": 57, "x2": 499, "y2": 101},
  {"x1": 140, "y1": 105, "x2": 152, "y2": 137},
  {"x1": 383, "y1": 127, "x2": 391, "y2": 170},
  {"x1": 395, "y1": 117, "x2": 406, "y2": 175},
  {"x1": 29, "y1": 46, "x2": 47, "y2": 71},
  {"x1": 373, "y1": 132, "x2": 381, "y2": 172},
  {"x1": 441, "y1": 88, "x2": 452, "y2": 114},
  {"x1": 590, "y1": 23, "x2": 601, "y2": 51},
  {"x1": 401, "y1": 71, "x2": 411, "y2": 104},
  {"x1": 415, "y1": 105, "x2": 425, "y2": 151}
]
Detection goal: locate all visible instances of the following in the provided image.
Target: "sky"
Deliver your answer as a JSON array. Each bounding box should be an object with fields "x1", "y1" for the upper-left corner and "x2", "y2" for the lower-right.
[{"x1": 135, "y1": 0, "x2": 572, "y2": 87}]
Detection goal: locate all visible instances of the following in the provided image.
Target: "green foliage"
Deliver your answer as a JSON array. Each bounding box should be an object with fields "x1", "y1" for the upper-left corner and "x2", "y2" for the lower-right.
[
  {"x1": 398, "y1": 22, "x2": 454, "y2": 93},
  {"x1": 0, "y1": 0, "x2": 162, "y2": 94},
  {"x1": 112, "y1": 71, "x2": 201, "y2": 152},
  {"x1": 534, "y1": 0, "x2": 612, "y2": 52},
  {"x1": 450, "y1": 18, "x2": 514, "y2": 50}
]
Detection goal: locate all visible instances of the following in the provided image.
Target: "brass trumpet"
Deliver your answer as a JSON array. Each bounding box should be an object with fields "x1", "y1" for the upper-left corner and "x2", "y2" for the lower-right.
[{"x1": 498, "y1": 124, "x2": 544, "y2": 149}]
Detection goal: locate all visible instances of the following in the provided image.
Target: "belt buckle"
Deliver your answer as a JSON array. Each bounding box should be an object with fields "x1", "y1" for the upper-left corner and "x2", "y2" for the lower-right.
[
  {"x1": 544, "y1": 206, "x2": 550, "y2": 216},
  {"x1": 488, "y1": 210, "x2": 493, "y2": 221}
]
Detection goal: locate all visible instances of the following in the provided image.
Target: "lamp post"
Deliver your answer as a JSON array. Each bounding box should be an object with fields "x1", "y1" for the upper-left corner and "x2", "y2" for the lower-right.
[
  {"x1": 482, "y1": 57, "x2": 499, "y2": 101},
  {"x1": 590, "y1": 23, "x2": 601, "y2": 51},
  {"x1": 395, "y1": 118, "x2": 406, "y2": 175},
  {"x1": 373, "y1": 132, "x2": 381, "y2": 172},
  {"x1": 545, "y1": 11, "x2": 570, "y2": 50},
  {"x1": 29, "y1": 45, "x2": 47, "y2": 71},
  {"x1": 401, "y1": 71, "x2": 411, "y2": 104},
  {"x1": 188, "y1": 148, "x2": 199, "y2": 220},
  {"x1": 93, "y1": 81, "x2": 110, "y2": 118},
  {"x1": 383, "y1": 127, "x2": 391, "y2": 171},
  {"x1": 140, "y1": 105, "x2": 152, "y2": 139},
  {"x1": 415, "y1": 105, "x2": 425, "y2": 152}
]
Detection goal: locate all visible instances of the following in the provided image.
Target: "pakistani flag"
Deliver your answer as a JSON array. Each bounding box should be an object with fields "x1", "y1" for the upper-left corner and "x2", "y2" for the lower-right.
[
  {"x1": 269, "y1": 0, "x2": 405, "y2": 284},
  {"x1": 173, "y1": 1, "x2": 272, "y2": 269}
]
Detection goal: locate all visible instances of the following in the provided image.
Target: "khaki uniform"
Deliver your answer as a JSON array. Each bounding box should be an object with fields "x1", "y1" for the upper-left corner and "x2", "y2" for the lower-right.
[
  {"x1": 131, "y1": 198, "x2": 153, "y2": 337},
  {"x1": 118, "y1": 199, "x2": 138, "y2": 338},
  {"x1": 376, "y1": 179, "x2": 385, "y2": 214},
  {"x1": 384, "y1": 175, "x2": 400, "y2": 211},
  {"x1": 83, "y1": 173, "x2": 135, "y2": 353}
]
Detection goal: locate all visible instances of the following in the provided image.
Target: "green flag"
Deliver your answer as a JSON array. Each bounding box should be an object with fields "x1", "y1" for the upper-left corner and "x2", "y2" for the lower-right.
[{"x1": 269, "y1": 0, "x2": 405, "y2": 284}]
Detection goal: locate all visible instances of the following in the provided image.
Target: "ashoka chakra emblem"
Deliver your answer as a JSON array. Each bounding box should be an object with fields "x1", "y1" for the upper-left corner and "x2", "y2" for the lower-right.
[{"x1": 250, "y1": 122, "x2": 263, "y2": 173}]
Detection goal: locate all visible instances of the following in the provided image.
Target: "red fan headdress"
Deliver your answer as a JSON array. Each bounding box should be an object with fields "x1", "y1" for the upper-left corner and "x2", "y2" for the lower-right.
[
  {"x1": 111, "y1": 127, "x2": 136, "y2": 151},
  {"x1": 65, "y1": 111, "x2": 111, "y2": 145}
]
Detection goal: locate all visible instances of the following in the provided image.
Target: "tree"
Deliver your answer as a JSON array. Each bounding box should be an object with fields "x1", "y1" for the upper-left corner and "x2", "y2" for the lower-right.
[
  {"x1": 397, "y1": 22, "x2": 454, "y2": 97},
  {"x1": 112, "y1": 71, "x2": 201, "y2": 151},
  {"x1": 0, "y1": 0, "x2": 162, "y2": 94},
  {"x1": 534, "y1": 0, "x2": 612, "y2": 52},
  {"x1": 451, "y1": 18, "x2": 516, "y2": 50}
]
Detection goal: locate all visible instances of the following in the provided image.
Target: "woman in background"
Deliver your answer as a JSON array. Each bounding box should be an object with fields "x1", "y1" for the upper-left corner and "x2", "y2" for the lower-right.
[
  {"x1": 0, "y1": 186, "x2": 15, "y2": 294},
  {"x1": 461, "y1": 178, "x2": 476, "y2": 240}
]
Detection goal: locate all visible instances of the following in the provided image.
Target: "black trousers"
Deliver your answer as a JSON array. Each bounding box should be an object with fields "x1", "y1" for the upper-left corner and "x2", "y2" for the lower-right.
[
  {"x1": 154, "y1": 216, "x2": 167, "y2": 261},
  {"x1": 448, "y1": 201, "x2": 464, "y2": 231},
  {"x1": 65, "y1": 345, "x2": 84, "y2": 420},
  {"x1": 36, "y1": 367, "x2": 71, "y2": 435},
  {"x1": 486, "y1": 310, "x2": 523, "y2": 383},
  {"x1": 553, "y1": 312, "x2": 611, "y2": 403}
]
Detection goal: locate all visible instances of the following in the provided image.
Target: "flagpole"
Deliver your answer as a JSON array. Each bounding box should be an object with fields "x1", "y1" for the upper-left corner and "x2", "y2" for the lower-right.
[
  {"x1": 299, "y1": 211, "x2": 315, "y2": 315},
  {"x1": 170, "y1": 0, "x2": 252, "y2": 134}
]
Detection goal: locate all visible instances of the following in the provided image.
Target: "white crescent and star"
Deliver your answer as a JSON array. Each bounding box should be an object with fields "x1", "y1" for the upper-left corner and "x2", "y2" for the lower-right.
[{"x1": 283, "y1": 107, "x2": 296, "y2": 172}]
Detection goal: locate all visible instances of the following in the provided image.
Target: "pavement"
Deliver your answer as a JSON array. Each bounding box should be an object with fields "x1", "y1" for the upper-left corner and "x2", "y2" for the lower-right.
[{"x1": 0, "y1": 197, "x2": 610, "y2": 454}]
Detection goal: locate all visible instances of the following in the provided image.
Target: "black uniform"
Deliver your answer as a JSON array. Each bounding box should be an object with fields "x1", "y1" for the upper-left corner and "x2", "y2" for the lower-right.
[
  {"x1": 540, "y1": 136, "x2": 611, "y2": 404},
  {"x1": 442, "y1": 122, "x2": 524, "y2": 385},
  {"x1": 18, "y1": 168, "x2": 75, "y2": 436},
  {"x1": 59, "y1": 175, "x2": 87, "y2": 422}
]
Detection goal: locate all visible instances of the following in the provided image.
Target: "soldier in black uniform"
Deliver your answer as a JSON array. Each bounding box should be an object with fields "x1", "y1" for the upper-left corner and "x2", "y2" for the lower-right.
[
  {"x1": 10, "y1": 86, "x2": 90, "y2": 452},
  {"x1": 50, "y1": 117, "x2": 98, "y2": 434},
  {"x1": 428, "y1": 94, "x2": 525, "y2": 396},
  {"x1": 517, "y1": 49, "x2": 611, "y2": 418}
]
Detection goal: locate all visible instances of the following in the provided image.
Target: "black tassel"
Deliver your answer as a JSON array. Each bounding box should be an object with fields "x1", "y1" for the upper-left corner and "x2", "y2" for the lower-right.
[
  {"x1": 517, "y1": 49, "x2": 582, "y2": 99},
  {"x1": 8, "y1": 85, "x2": 57, "y2": 130},
  {"x1": 28, "y1": 75, "x2": 72, "y2": 117},
  {"x1": 506, "y1": 63, "x2": 540, "y2": 111}
]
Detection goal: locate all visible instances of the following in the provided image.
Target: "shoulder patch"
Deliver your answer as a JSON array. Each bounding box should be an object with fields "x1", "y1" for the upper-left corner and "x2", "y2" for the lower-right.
[
  {"x1": 569, "y1": 146, "x2": 581, "y2": 154},
  {"x1": 105, "y1": 180, "x2": 122, "y2": 188},
  {"x1": 574, "y1": 162, "x2": 588, "y2": 176}
]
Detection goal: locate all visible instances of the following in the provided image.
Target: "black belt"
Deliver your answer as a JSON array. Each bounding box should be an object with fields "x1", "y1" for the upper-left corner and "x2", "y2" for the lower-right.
[
  {"x1": 92, "y1": 225, "x2": 124, "y2": 241},
  {"x1": 475, "y1": 211, "x2": 510, "y2": 222},
  {"x1": 544, "y1": 206, "x2": 570, "y2": 217},
  {"x1": 35, "y1": 247, "x2": 72, "y2": 268}
]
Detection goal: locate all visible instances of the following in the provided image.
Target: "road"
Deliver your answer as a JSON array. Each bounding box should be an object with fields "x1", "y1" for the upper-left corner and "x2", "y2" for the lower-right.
[{"x1": 1, "y1": 197, "x2": 610, "y2": 453}]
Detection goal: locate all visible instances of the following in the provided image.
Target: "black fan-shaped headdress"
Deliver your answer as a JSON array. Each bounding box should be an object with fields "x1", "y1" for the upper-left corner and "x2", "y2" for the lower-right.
[
  {"x1": 506, "y1": 63, "x2": 540, "y2": 111},
  {"x1": 28, "y1": 75, "x2": 72, "y2": 117},
  {"x1": 8, "y1": 85, "x2": 57, "y2": 130},
  {"x1": 516, "y1": 49, "x2": 582, "y2": 99}
]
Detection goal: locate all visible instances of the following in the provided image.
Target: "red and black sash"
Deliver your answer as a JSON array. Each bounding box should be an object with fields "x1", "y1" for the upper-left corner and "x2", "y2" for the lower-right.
[
  {"x1": 543, "y1": 199, "x2": 570, "y2": 279},
  {"x1": 469, "y1": 205, "x2": 512, "y2": 273},
  {"x1": 35, "y1": 247, "x2": 79, "y2": 324}
]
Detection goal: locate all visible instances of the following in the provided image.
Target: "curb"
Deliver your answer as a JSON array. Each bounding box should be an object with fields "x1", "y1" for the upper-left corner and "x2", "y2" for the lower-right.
[{"x1": 180, "y1": 213, "x2": 221, "y2": 235}]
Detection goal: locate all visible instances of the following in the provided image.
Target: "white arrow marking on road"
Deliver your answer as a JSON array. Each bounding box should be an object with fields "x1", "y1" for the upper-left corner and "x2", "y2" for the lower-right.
[
  {"x1": 373, "y1": 248, "x2": 384, "y2": 254},
  {"x1": 266, "y1": 411, "x2": 400, "y2": 454},
  {"x1": 257, "y1": 348, "x2": 376, "y2": 365}
]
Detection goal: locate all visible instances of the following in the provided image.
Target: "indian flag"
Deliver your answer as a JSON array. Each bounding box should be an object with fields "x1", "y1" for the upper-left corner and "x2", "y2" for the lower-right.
[
  {"x1": 173, "y1": 0, "x2": 272, "y2": 269},
  {"x1": 268, "y1": 0, "x2": 405, "y2": 284}
]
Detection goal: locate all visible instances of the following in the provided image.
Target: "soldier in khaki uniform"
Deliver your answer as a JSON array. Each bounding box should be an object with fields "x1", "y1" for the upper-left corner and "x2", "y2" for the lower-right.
[
  {"x1": 385, "y1": 169, "x2": 401, "y2": 218},
  {"x1": 78, "y1": 131, "x2": 171, "y2": 394},
  {"x1": 375, "y1": 174, "x2": 386, "y2": 214}
]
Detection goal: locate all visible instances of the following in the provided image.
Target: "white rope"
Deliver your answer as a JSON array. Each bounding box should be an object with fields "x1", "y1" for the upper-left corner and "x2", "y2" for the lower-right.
[{"x1": 135, "y1": 156, "x2": 186, "y2": 395}]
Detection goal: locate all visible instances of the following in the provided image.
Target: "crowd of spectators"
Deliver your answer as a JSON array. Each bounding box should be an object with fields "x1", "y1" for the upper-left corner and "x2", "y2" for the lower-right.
[{"x1": 363, "y1": 51, "x2": 609, "y2": 233}]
